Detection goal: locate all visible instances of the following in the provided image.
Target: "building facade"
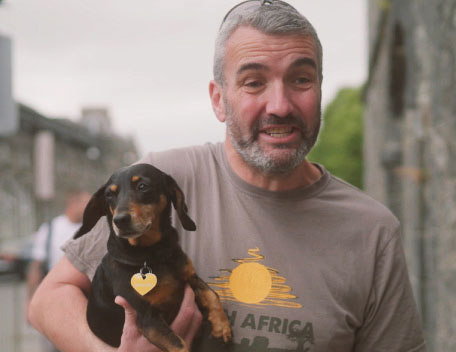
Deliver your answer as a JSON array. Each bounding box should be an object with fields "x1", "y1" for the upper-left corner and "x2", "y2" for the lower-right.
[
  {"x1": 364, "y1": 0, "x2": 456, "y2": 350},
  {"x1": 0, "y1": 104, "x2": 138, "y2": 351},
  {"x1": 0, "y1": 104, "x2": 138, "y2": 250}
]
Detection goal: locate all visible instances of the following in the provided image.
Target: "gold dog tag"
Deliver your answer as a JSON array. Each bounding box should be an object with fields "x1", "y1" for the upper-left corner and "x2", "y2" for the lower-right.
[{"x1": 131, "y1": 273, "x2": 157, "y2": 296}]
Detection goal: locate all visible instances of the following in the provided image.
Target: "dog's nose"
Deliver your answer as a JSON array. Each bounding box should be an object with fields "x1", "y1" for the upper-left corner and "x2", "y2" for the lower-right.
[{"x1": 113, "y1": 213, "x2": 131, "y2": 228}]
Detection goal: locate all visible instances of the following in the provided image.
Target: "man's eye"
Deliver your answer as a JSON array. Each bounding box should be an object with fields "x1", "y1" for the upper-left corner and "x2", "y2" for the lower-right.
[
  {"x1": 245, "y1": 80, "x2": 263, "y2": 88},
  {"x1": 295, "y1": 77, "x2": 311, "y2": 85}
]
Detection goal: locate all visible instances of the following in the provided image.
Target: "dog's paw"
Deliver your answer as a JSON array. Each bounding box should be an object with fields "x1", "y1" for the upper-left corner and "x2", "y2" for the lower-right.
[{"x1": 211, "y1": 317, "x2": 232, "y2": 343}]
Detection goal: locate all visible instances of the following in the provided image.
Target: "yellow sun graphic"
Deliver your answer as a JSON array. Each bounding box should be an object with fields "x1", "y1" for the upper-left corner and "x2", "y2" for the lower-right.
[
  {"x1": 209, "y1": 247, "x2": 302, "y2": 308},
  {"x1": 230, "y1": 262, "x2": 272, "y2": 303}
]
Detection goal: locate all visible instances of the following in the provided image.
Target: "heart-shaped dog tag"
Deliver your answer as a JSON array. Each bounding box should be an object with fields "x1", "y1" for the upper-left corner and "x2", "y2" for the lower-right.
[{"x1": 131, "y1": 273, "x2": 157, "y2": 296}]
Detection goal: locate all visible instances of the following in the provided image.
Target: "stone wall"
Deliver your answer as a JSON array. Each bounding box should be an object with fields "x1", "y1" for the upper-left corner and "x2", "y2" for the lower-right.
[{"x1": 364, "y1": 0, "x2": 456, "y2": 350}]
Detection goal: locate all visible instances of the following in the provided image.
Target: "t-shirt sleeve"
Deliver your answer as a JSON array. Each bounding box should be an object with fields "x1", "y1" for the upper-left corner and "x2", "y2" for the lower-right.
[
  {"x1": 138, "y1": 148, "x2": 194, "y2": 184},
  {"x1": 61, "y1": 217, "x2": 110, "y2": 281},
  {"x1": 354, "y1": 228, "x2": 426, "y2": 351}
]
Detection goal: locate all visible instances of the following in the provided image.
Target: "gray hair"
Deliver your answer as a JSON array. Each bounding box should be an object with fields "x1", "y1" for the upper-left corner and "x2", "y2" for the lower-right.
[{"x1": 213, "y1": 1, "x2": 323, "y2": 86}]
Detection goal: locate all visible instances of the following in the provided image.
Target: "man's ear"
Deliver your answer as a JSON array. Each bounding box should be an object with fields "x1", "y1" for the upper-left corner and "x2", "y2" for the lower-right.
[{"x1": 209, "y1": 80, "x2": 226, "y2": 123}]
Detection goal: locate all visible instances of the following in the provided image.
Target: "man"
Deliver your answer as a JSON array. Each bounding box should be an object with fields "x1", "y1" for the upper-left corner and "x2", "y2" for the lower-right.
[
  {"x1": 28, "y1": 1, "x2": 426, "y2": 351},
  {"x1": 26, "y1": 189, "x2": 90, "y2": 351},
  {"x1": 27, "y1": 189, "x2": 91, "y2": 301}
]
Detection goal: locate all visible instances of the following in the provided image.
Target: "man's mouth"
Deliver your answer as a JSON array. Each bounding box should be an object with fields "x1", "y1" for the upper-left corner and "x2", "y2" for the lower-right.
[{"x1": 262, "y1": 126, "x2": 295, "y2": 138}]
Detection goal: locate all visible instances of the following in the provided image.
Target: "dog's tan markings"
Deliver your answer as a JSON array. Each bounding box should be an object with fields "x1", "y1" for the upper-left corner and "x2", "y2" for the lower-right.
[
  {"x1": 196, "y1": 287, "x2": 232, "y2": 342},
  {"x1": 181, "y1": 259, "x2": 196, "y2": 281},
  {"x1": 127, "y1": 237, "x2": 138, "y2": 246},
  {"x1": 132, "y1": 175, "x2": 140, "y2": 182},
  {"x1": 129, "y1": 195, "x2": 168, "y2": 247},
  {"x1": 109, "y1": 184, "x2": 118, "y2": 192},
  {"x1": 141, "y1": 326, "x2": 187, "y2": 352},
  {"x1": 109, "y1": 206, "x2": 115, "y2": 215},
  {"x1": 187, "y1": 268, "x2": 232, "y2": 343},
  {"x1": 143, "y1": 274, "x2": 179, "y2": 306},
  {"x1": 130, "y1": 202, "x2": 143, "y2": 218}
]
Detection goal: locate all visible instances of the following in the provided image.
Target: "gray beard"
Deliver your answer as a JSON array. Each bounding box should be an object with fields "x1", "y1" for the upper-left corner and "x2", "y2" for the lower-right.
[{"x1": 225, "y1": 99, "x2": 321, "y2": 176}]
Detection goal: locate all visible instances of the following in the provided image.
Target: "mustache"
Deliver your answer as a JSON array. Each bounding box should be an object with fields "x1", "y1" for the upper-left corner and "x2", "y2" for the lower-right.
[
  {"x1": 234, "y1": 113, "x2": 308, "y2": 148},
  {"x1": 251, "y1": 114, "x2": 307, "y2": 136}
]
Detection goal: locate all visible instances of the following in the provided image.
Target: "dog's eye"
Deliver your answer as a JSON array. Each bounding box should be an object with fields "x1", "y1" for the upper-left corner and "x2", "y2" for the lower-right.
[{"x1": 137, "y1": 183, "x2": 149, "y2": 192}]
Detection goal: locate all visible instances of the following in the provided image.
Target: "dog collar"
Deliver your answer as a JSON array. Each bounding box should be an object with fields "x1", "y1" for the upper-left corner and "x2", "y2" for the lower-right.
[{"x1": 106, "y1": 232, "x2": 174, "y2": 267}]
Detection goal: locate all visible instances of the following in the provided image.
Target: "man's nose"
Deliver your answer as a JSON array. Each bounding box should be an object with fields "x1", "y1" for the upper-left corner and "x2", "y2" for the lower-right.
[{"x1": 265, "y1": 82, "x2": 293, "y2": 118}]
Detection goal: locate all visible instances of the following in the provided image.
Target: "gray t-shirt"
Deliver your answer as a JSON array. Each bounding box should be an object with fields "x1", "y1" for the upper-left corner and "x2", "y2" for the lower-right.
[{"x1": 63, "y1": 142, "x2": 425, "y2": 352}]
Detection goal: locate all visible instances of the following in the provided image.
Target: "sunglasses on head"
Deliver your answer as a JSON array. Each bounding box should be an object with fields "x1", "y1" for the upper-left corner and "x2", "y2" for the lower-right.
[{"x1": 220, "y1": 0, "x2": 298, "y2": 28}]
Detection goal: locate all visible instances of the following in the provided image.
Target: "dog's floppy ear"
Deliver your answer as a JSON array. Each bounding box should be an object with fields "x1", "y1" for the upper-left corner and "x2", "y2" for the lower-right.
[
  {"x1": 73, "y1": 184, "x2": 108, "y2": 239},
  {"x1": 165, "y1": 174, "x2": 196, "y2": 231}
]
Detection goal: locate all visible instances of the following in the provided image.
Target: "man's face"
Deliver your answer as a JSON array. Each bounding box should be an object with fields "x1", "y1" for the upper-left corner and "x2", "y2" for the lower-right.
[{"x1": 217, "y1": 26, "x2": 321, "y2": 175}]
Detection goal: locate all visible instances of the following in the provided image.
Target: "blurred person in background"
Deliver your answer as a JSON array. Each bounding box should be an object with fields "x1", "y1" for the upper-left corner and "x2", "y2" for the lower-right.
[{"x1": 26, "y1": 189, "x2": 90, "y2": 352}]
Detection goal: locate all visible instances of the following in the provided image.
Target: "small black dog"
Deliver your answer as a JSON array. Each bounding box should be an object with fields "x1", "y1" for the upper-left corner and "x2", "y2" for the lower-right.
[{"x1": 74, "y1": 163, "x2": 231, "y2": 351}]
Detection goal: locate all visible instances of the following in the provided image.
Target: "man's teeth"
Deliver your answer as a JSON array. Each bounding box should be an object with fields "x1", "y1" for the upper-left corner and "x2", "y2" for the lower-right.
[{"x1": 265, "y1": 127, "x2": 293, "y2": 137}]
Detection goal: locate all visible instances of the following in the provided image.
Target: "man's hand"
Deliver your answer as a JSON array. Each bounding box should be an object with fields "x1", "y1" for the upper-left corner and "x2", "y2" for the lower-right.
[{"x1": 115, "y1": 285, "x2": 203, "y2": 351}]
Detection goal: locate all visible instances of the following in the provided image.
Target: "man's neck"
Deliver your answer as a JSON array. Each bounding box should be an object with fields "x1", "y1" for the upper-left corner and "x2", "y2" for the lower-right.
[{"x1": 224, "y1": 140, "x2": 322, "y2": 192}]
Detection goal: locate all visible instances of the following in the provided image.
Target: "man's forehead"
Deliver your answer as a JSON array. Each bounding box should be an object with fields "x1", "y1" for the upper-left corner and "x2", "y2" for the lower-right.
[{"x1": 224, "y1": 26, "x2": 318, "y2": 72}]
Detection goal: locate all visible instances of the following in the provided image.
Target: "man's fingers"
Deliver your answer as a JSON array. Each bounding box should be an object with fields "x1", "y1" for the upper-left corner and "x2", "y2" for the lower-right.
[
  {"x1": 114, "y1": 296, "x2": 132, "y2": 311},
  {"x1": 115, "y1": 296, "x2": 162, "y2": 352},
  {"x1": 171, "y1": 285, "x2": 203, "y2": 344},
  {"x1": 115, "y1": 289, "x2": 202, "y2": 350},
  {"x1": 115, "y1": 296, "x2": 137, "y2": 326},
  {"x1": 182, "y1": 285, "x2": 203, "y2": 339},
  {"x1": 183, "y1": 307, "x2": 203, "y2": 346},
  {"x1": 177, "y1": 285, "x2": 196, "y2": 321}
]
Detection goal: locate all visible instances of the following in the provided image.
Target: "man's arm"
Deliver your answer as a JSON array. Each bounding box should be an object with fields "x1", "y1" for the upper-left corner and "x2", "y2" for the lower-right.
[
  {"x1": 26, "y1": 260, "x2": 44, "y2": 299},
  {"x1": 26, "y1": 260, "x2": 45, "y2": 321},
  {"x1": 28, "y1": 255, "x2": 112, "y2": 351},
  {"x1": 26, "y1": 223, "x2": 49, "y2": 313},
  {"x1": 28, "y1": 255, "x2": 202, "y2": 351}
]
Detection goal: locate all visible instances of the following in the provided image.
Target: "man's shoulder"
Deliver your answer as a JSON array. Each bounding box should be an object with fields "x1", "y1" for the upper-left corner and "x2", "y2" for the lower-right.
[
  {"x1": 140, "y1": 143, "x2": 220, "y2": 169},
  {"x1": 325, "y1": 173, "x2": 400, "y2": 230},
  {"x1": 138, "y1": 143, "x2": 223, "y2": 184}
]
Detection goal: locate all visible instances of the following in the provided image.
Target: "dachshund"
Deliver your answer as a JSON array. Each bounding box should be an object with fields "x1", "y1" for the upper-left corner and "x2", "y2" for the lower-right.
[{"x1": 73, "y1": 163, "x2": 232, "y2": 351}]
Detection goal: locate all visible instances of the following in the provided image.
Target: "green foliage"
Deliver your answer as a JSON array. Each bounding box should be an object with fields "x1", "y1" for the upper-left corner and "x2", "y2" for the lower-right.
[{"x1": 309, "y1": 87, "x2": 364, "y2": 189}]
